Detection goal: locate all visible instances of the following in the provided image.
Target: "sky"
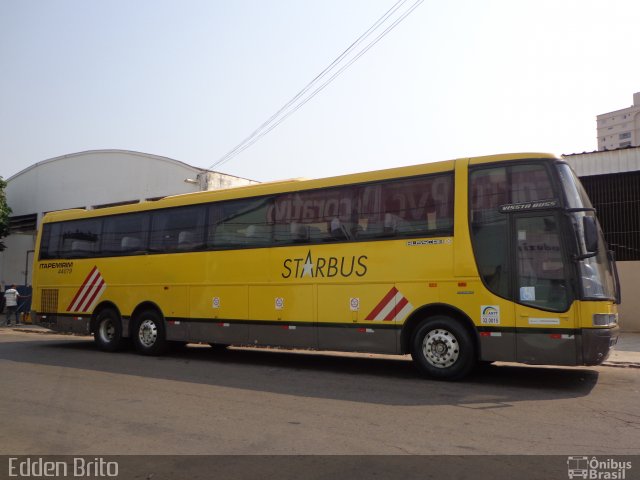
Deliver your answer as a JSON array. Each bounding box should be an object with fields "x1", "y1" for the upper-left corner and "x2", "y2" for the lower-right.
[{"x1": 1, "y1": 0, "x2": 639, "y2": 183}]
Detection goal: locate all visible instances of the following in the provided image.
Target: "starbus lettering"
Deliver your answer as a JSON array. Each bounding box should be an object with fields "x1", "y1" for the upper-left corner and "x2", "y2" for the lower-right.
[{"x1": 282, "y1": 250, "x2": 368, "y2": 279}]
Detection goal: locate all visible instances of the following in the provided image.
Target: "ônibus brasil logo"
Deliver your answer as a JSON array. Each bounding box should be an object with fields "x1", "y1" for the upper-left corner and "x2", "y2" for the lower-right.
[{"x1": 567, "y1": 456, "x2": 632, "y2": 479}]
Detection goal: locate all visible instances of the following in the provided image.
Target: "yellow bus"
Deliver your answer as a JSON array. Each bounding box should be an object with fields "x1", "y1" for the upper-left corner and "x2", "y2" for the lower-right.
[{"x1": 32, "y1": 153, "x2": 620, "y2": 379}]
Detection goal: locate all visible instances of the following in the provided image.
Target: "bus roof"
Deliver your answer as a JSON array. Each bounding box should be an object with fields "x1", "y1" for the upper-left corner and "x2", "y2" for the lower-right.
[{"x1": 42, "y1": 152, "x2": 557, "y2": 223}]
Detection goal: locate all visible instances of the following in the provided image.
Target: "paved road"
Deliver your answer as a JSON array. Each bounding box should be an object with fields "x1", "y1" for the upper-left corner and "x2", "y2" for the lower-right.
[{"x1": 1, "y1": 329, "x2": 639, "y2": 455}]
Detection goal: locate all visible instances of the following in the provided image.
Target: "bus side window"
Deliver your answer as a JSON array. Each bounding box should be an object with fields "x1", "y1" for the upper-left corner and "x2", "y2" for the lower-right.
[
  {"x1": 121, "y1": 236, "x2": 142, "y2": 252},
  {"x1": 290, "y1": 223, "x2": 309, "y2": 243},
  {"x1": 211, "y1": 224, "x2": 244, "y2": 247},
  {"x1": 177, "y1": 231, "x2": 197, "y2": 250},
  {"x1": 103, "y1": 212, "x2": 150, "y2": 255},
  {"x1": 244, "y1": 224, "x2": 272, "y2": 245},
  {"x1": 60, "y1": 219, "x2": 102, "y2": 258},
  {"x1": 151, "y1": 205, "x2": 206, "y2": 252},
  {"x1": 330, "y1": 218, "x2": 348, "y2": 240},
  {"x1": 70, "y1": 240, "x2": 95, "y2": 255},
  {"x1": 355, "y1": 173, "x2": 454, "y2": 240},
  {"x1": 39, "y1": 223, "x2": 59, "y2": 260}
]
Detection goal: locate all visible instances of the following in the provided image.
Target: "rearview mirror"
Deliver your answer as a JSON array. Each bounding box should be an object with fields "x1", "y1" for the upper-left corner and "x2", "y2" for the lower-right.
[{"x1": 583, "y1": 216, "x2": 599, "y2": 254}]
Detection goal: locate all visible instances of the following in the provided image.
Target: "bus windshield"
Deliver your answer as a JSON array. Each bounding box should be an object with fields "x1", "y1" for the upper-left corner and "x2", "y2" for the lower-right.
[{"x1": 556, "y1": 163, "x2": 617, "y2": 301}]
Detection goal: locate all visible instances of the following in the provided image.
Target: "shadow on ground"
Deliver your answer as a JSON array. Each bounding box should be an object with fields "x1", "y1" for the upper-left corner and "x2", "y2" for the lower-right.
[{"x1": 0, "y1": 333, "x2": 599, "y2": 406}]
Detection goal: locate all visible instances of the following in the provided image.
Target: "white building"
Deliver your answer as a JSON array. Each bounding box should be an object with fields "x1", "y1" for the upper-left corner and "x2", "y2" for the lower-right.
[
  {"x1": 0, "y1": 150, "x2": 257, "y2": 289},
  {"x1": 596, "y1": 92, "x2": 640, "y2": 151}
]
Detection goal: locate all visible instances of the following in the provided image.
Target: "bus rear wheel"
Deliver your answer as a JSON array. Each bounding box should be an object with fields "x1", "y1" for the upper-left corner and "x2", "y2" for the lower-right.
[
  {"x1": 94, "y1": 308, "x2": 126, "y2": 352},
  {"x1": 410, "y1": 316, "x2": 475, "y2": 380},
  {"x1": 133, "y1": 310, "x2": 168, "y2": 355}
]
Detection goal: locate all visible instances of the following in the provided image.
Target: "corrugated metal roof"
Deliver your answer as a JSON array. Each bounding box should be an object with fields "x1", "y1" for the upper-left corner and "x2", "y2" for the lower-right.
[{"x1": 562, "y1": 145, "x2": 640, "y2": 177}]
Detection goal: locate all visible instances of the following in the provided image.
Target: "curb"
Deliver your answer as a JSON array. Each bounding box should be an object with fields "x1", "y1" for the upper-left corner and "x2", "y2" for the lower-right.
[
  {"x1": 8, "y1": 327, "x2": 88, "y2": 336},
  {"x1": 601, "y1": 360, "x2": 640, "y2": 369}
]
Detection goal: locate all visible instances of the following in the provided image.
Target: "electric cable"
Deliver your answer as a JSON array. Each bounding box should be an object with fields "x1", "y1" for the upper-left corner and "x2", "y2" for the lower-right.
[
  {"x1": 210, "y1": 0, "x2": 409, "y2": 169},
  {"x1": 208, "y1": 0, "x2": 423, "y2": 170}
]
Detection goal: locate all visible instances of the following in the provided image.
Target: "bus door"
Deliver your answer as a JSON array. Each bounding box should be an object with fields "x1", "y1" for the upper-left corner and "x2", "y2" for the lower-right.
[{"x1": 512, "y1": 213, "x2": 578, "y2": 364}]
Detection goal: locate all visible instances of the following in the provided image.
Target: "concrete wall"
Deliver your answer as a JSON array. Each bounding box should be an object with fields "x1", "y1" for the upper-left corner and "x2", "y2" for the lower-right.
[
  {"x1": 0, "y1": 234, "x2": 36, "y2": 288},
  {"x1": 617, "y1": 261, "x2": 640, "y2": 332}
]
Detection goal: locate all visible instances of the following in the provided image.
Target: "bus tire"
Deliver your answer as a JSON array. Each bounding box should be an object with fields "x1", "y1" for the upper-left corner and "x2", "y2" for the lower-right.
[
  {"x1": 133, "y1": 309, "x2": 168, "y2": 355},
  {"x1": 410, "y1": 316, "x2": 475, "y2": 380},
  {"x1": 208, "y1": 343, "x2": 230, "y2": 351},
  {"x1": 94, "y1": 308, "x2": 126, "y2": 352}
]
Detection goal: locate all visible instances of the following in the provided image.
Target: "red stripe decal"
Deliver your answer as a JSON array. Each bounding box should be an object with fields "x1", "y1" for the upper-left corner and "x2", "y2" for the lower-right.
[
  {"x1": 75, "y1": 274, "x2": 102, "y2": 312},
  {"x1": 365, "y1": 287, "x2": 398, "y2": 320},
  {"x1": 66, "y1": 266, "x2": 98, "y2": 311},
  {"x1": 79, "y1": 278, "x2": 105, "y2": 312},
  {"x1": 384, "y1": 296, "x2": 408, "y2": 321}
]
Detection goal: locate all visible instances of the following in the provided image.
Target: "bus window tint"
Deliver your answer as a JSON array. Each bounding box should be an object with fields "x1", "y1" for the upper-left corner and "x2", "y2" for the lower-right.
[
  {"x1": 510, "y1": 165, "x2": 554, "y2": 203},
  {"x1": 470, "y1": 167, "x2": 510, "y2": 297},
  {"x1": 470, "y1": 163, "x2": 558, "y2": 300},
  {"x1": 271, "y1": 187, "x2": 354, "y2": 243},
  {"x1": 267, "y1": 173, "x2": 455, "y2": 245},
  {"x1": 59, "y1": 219, "x2": 102, "y2": 258},
  {"x1": 516, "y1": 215, "x2": 569, "y2": 311},
  {"x1": 209, "y1": 198, "x2": 272, "y2": 248},
  {"x1": 151, "y1": 206, "x2": 207, "y2": 252},
  {"x1": 102, "y1": 213, "x2": 150, "y2": 254},
  {"x1": 357, "y1": 174, "x2": 453, "y2": 239},
  {"x1": 39, "y1": 223, "x2": 61, "y2": 260}
]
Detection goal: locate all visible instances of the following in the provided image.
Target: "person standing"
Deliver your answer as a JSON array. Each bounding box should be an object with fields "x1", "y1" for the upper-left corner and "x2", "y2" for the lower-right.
[{"x1": 3, "y1": 285, "x2": 20, "y2": 327}]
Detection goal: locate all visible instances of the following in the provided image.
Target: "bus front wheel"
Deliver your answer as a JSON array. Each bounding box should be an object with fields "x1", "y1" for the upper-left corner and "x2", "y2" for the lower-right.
[
  {"x1": 410, "y1": 316, "x2": 475, "y2": 380},
  {"x1": 94, "y1": 308, "x2": 126, "y2": 352},
  {"x1": 133, "y1": 310, "x2": 168, "y2": 355}
]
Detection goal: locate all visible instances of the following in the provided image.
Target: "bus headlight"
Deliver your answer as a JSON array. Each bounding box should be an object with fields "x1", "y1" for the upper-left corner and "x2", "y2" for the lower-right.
[{"x1": 592, "y1": 313, "x2": 618, "y2": 326}]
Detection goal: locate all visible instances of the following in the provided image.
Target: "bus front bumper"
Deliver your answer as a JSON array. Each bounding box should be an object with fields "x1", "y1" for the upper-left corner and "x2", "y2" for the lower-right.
[{"x1": 581, "y1": 326, "x2": 619, "y2": 365}]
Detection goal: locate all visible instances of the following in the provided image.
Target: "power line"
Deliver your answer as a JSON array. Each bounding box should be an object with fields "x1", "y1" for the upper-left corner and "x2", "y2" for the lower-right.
[
  {"x1": 212, "y1": 0, "x2": 424, "y2": 170},
  {"x1": 210, "y1": 0, "x2": 409, "y2": 169},
  {"x1": 208, "y1": 0, "x2": 423, "y2": 171}
]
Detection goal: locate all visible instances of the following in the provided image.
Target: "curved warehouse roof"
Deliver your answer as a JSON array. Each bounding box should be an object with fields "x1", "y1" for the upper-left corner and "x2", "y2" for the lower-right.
[
  {"x1": 7, "y1": 149, "x2": 211, "y2": 181},
  {"x1": 5, "y1": 149, "x2": 255, "y2": 218}
]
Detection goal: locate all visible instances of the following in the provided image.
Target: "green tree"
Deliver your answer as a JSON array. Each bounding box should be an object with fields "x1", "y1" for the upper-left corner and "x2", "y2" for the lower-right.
[{"x1": 0, "y1": 177, "x2": 11, "y2": 251}]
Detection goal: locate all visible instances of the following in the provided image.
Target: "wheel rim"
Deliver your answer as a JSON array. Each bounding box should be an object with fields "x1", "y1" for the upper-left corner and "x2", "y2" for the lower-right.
[
  {"x1": 99, "y1": 318, "x2": 115, "y2": 343},
  {"x1": 138, "y1": 319, "x2": 158, "y2": 347},
  {"x1": 422, "y1": 328, "x2": 460, "y2": 368}
]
